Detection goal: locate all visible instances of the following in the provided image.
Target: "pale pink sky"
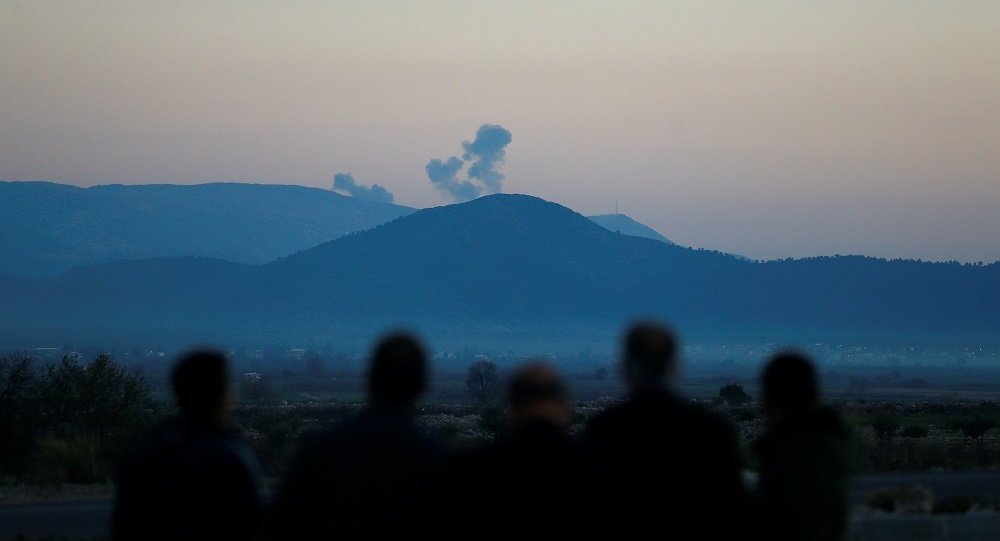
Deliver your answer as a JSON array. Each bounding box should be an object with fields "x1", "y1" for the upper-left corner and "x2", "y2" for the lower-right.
[{"x1": 2, "y1": 1, "x2": 998, "y2": 262}]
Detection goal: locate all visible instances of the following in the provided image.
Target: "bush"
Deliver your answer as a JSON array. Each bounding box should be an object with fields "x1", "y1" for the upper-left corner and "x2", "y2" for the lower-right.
[
  {"x1": 477, "y1": 402, "x2": 505, "y2": 440},
  {"x1": 900, "y1": 424, "x2": 929, "y2": 439},
  {"x1": 32, "y1": 433, "x2": 104, "y2": 484},
  {"x1": 734, "y1": 407, "x2": 759, "y2": 423},
  {"x1": 241, "y1": 409, "x2": 302, "y2": 475},
  {"x1": 869, "y1": 412, "x2": 901, "y2": 440},
  {"x1": 435, "y1": 423, "x2": 460, "y2": 441},
  {"x1": 241, "y1": 376, "x2": 276, "y2": 403},
  {"x1": 953, "y1": 417, "x2": 995, "y2": 443}
]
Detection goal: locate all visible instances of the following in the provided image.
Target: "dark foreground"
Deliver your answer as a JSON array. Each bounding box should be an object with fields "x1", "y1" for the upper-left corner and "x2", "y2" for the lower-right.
[{"x1": 4, "y1": 472, "x2": 1000, "y2": 541}]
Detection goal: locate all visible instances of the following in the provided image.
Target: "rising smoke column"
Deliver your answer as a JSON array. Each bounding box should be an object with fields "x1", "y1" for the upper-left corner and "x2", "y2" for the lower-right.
[
  {"x1": 425, "y1": 124, "x2": 512, "y2": 201},
  {"x1": 333, "y1": 173, "x2": 395, "y2": 204}
]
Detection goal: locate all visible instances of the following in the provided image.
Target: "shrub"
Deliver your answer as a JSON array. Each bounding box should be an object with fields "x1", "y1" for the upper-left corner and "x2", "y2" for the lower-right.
[
  {"x1": 869, "y1": 412, "x2": 901, "y2": 440},
  {"x1": 477, "y1": 402, "x2": 505, "y2": 440},
  {"x1": 899, "y1": 424, "x2": 929, "y2": 439},
  {"x1": 241, "y1": 376, "x2": 276, "y2": 403},
  {"x1": 734, "y1": 407, "x2": 759, "y2": 422},
  {"x1": 953, "y1": 417, "x2": 995, "y2": 443},
  {"x1": 32, "y1": 433, "x2": 104, "y2": 484}
]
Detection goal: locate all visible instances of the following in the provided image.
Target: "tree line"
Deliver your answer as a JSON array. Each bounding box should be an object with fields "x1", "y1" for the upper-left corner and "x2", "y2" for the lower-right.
[{"x1": 0, "y1": 352, "x2": 153, "y2": 483}]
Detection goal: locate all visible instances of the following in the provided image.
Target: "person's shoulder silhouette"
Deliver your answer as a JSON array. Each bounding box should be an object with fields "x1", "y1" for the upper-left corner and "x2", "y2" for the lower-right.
[
  {"x1": 446, "y1": 363, "x2": 587, "y2": 539},
  {"x1": 112, "y1": 350, "x2": 262, "y2": 541},
  {"x1": 756, "y1": 351, "x2": 850, "y2": 541},
  {"x1": 585, "y1": 322, "x2": 735, "y2": 455},
  {"x1": 270, "y1": 332, "x2": 446, "y2": 541},
  {"x1": 583, "y1": 322, "x2": 746, "y2": 537}
]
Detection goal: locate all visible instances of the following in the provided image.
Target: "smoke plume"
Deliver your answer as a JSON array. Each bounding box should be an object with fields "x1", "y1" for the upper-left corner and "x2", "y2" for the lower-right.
[
  {"x1": 425, "y1": 124, "x2": 512, "y2": 201},
  {"x1": 332, "y1": 173, "x2": 394, "y2": 204}
]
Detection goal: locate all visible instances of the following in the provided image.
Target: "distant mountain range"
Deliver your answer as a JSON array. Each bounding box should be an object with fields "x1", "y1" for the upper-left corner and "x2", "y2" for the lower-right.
[
  {"x1": 1, "y1": 191, "x2": 997, "y2": 350},
  {"x1": 0, "y1": 181, "x2": 414, "y2": 276},
  {"x1": 588, "y1": 214, "x2": 674, "y2": 245},
  {"x1": 0, "y1": 181, "x2": 678, "y2": 277}
]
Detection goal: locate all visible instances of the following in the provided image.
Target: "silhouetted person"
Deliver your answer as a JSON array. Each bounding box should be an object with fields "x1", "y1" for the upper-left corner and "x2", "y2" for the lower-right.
[
  {"x1": 756, "y1": 352, "x2": 850, "y2": 541},
  {"x1": 446, "y1": 363, "x2": 588, "y2": 539},
  {"x1": 112, "y1": 350, "x2": 263, "y2": 541},
  {"x1": 583, "y1": 322, "x2": 747, "y2": 538},
  {"x1": 270, "y1": 332, "x2": 446, "y2": 541}
]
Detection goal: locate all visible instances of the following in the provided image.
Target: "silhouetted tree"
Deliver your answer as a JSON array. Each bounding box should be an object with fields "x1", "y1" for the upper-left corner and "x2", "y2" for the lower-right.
[
  {"x1": 33, "y1": 354, "x2": 150, "y2": 438},
  {"x1": 465, "y1": 360, "x2": 499, "y2": 402},
  {"x1": 0, "y1": 351, "x2": 33, "y2": 411},
  {"x1": 0, "y1": 352, "x2": 36, "y2": 474},
  {"x1": 719, "y1": 383, "x2": 751, "y2": 405},
  {"x1": 31, "y1": 354, "x2": 151, "y2": 482}
]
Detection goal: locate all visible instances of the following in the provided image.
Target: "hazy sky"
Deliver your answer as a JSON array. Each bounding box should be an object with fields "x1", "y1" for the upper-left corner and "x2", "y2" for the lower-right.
[{"x1": 2, "y1": 1, "x2": 998, "y2": 262}]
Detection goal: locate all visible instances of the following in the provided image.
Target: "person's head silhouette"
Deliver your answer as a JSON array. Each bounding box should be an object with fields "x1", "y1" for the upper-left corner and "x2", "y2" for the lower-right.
[
  {"x1": 761, "y1": 351, "x2": 819, "y2": 423},
  {"x1": 507, "y1": 362, "x2": 570, "y2": 429},
  {"x1": 172, "y1": 349, "x2": 231, "y2": 425},
  {"x1": 367, "y1": 332, "x2": 428, "y2": 410},
  {"x1": 621, "y1": 321, "x2": 678, "y2": 391}
]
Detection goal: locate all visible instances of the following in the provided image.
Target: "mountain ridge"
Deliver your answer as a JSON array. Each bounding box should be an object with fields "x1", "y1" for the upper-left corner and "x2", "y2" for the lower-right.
[
  {"x1": 0, "y1": 181, "x2": 415, "y2": 276},
  {"x1": 1, "y1": 181, "x2": 687, "y2": 277},
  {"x1": 1, "y1": 193, "x2": 997, "y2": 350}
]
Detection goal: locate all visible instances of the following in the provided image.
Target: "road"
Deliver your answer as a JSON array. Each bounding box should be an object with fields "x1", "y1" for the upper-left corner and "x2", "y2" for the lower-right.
[
  {"x1": 850, "y1": 471, "x2": 1000, "y2": 505},
  {"x1": 0, "y1": 500, "x2": 112, "y2": 540},
  {"x1": 2, "y1": 472, "x2": 999, "y2": 539}
]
